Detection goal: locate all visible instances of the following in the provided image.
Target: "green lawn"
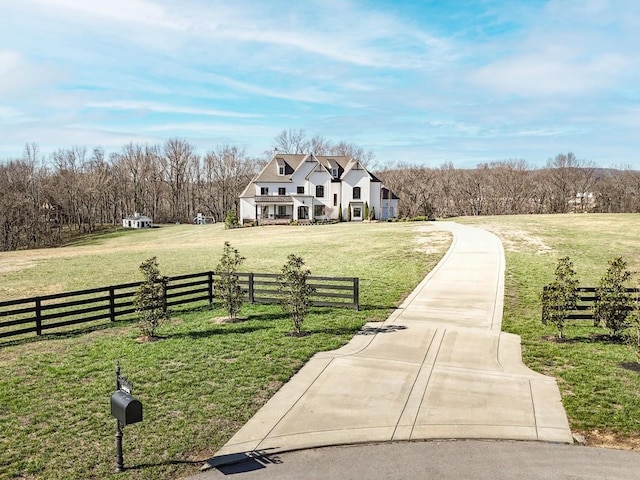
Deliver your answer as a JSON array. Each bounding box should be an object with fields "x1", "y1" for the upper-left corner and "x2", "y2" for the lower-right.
[
  {"x1": 0, "y1": 222, "x2": 450, "y2": 480},
  {"x1": 457, "y1": 214, "x2": 640, "y2": 448},
  {"x1": 5, "y1": 214, "x2": 640, "y2": 479}
]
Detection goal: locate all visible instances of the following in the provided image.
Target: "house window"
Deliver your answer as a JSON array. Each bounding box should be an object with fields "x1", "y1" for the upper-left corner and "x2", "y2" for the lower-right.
[
  {"x1": 314, "y1": 205, "x2": 325, "y2": 217},
  {"x1": 316, "y1": 185, "x2": 325, "y2": 198},
  {"x1": 297, "y1": 186, "x2": 304, "y2": 194},
  {"x1": 278, "y1": 166, "x2": 285, "y2": 175},
  {"x1": 333, "y1": 193, "x2": 337, "y2": 207},
  {"x1": 353, "y1": 207, "x2": 362, "y2": 218},
  {"x1": 278, "y1": 187, "x2": 286, "y2": 195},
  {"x1": 277, "y1": 205, "x2": 287, "y2": 217},
  {"x1": 353, "y1": 186, "x2": 361, "y2": 200},
  {"x1": 260, "y1": 187, "x2": 269, "y2": 195},
  {"x1": 331, "y1": 168, "x2": 338, "y2": 177}
]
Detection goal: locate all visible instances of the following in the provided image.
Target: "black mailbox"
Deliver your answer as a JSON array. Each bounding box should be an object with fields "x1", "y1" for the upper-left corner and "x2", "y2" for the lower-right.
[{"x1": 110, "y1": 390, "x2": 143, "y2": 425}]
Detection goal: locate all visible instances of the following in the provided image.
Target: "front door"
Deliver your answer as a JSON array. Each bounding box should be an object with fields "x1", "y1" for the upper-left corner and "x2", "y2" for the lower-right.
[{"x1": 297, "y1": 206, "x2": 309, "y2": 220}]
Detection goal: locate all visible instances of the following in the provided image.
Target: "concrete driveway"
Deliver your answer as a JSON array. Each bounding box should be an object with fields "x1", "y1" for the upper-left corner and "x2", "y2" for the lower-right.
[{"x1": 203, "y1": 222, "x2": 573, "y2": 470}]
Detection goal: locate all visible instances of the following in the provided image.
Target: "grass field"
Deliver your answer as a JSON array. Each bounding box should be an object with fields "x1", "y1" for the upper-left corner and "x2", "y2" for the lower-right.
[
  {"x1": 458, "y1": 214, "x2": 640, "y2": 449},
  {"x1": 0, "y1": 222, "x2": 450, "y2": 480},
  {"x1": 4, "y1": 214, "x2": 640, "y2": 479}
]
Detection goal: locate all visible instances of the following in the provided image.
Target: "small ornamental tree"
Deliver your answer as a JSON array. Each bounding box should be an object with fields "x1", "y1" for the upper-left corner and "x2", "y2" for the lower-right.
[
  {"x1": 594, "y1": 257, "x2": 633, "y2": 337},
  {"x1": 542, "y1": 257, "x2": 578, "y2": 339},
  {"x1": 338, "y1": 204, "x2": 343, "y2": 222},
  {"x1": 347, "y1": 206, "x2": 352, "y2": 222},
  {"x1": 134, "y1": 256, "x2": 168, "y2": 338},
  {"x1": 279, "y1": 254, "x2": 316, "y2": 335},
  {"x1": 370, "y1": 206, "x2": 375, "y2": 221},
  {"x1": 364, "y1": 202, "x2": 369, "y2": 221},
  {"x1": 224, "y1": 209, "x2": 239, "y2": 229},
  {"x1": 215, "y1": 242, "x2": 245, "y2": 320}
]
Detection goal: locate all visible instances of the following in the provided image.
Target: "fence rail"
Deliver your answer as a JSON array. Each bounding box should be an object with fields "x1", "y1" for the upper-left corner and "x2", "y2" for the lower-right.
[
  {"x1": 0, "y1": 272, "x2": 359, "y2": 341},
  {"x1": 542, "y1": 286, "x2": 640, "y2": 325}
]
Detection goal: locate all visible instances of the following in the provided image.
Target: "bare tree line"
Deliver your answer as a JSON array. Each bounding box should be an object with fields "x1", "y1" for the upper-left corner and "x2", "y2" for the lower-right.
[
  {"x1": 0, "y1": 139, "x2": 259, "y2": 251},
  {"x1": 1, "y1": 132, "x2": 639, "y2": 252},
  {"x1": 377, "y1": 153, "x2": 640, "y2": 218}
]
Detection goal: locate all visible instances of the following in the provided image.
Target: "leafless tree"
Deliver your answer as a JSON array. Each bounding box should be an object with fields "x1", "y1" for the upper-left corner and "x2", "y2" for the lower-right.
[
  {"x1": 161, "y1": 138, "x2": 197, "y2": 222},
  {"x1": 309, "y1": 134, "x2": 332, "y2": 155},
  {"x1": 484, "y1": 160, "x2": 531, "y2": 214},
  {"x1": 377, "y1": 162, "x2": 437, "y2": 218},
  {"x1": 198, "y1": 145, "x2": 258, "y2": 221},
  {"x1": 330, "y1": 141, "x2": 375, "y2": 167},
  {"x1": 545, "y1": 152, "x2": 583, "y2": 213},
  {"x1": 273, "y1": 129, "x2": 310, "y2": 154}
]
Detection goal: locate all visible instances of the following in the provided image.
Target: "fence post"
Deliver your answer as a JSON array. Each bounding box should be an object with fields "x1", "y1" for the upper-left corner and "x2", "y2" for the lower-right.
[
  {"x1": 35, "y1": 297, "x2": 42, "y2": 335},
  {"x1": 162, "y1": 278, "x2": 168, "y2": 314},
  {"x1": 109, "y1": 286, "x2": 116, "y2": 322},
  {"x1": 541, "y1": 285, "x2": 547, "y2": 325},
  {"x1": 208, "y1": 271, "x2": 214, "y2": 306},
  {"x1": 248, "y1": 273, "x2": 255, "y2": 304},
  {"x1": 353, "y1": 278, "x2": 360, "y2": 311}
]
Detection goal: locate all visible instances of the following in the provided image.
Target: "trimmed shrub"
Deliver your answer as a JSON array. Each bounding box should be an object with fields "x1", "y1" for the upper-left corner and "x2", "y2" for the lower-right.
[
  {"x1": 134, "y1": 257, "x2": 168, "y2": 338},
  {"x1": 224, "y1": 209, "x2": 239, "y2": 229},
  {"x1": 542, "y1": 257, "x2": 579, "y2": 339},
  {"x1": 215, "y1": 241, "x2": 245, "y2": 320},
  {"x1": 594, "y1": 257, "x2": 633, "y2": 337},
  {"x1": 279, "y1": 254, "x2": 316, "y2": 335}
]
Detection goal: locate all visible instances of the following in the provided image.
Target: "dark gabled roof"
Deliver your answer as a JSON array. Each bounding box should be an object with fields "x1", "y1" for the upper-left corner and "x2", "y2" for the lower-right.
[
  {"x1": 369, "y1": 171, "x2": 382, "y2": 183},
  {"x1": 253, "y1": 153, "x2": 359, "y2": 183},
  {"x1": 381, "y1": 187, "x2": 399, "y2": 200}
]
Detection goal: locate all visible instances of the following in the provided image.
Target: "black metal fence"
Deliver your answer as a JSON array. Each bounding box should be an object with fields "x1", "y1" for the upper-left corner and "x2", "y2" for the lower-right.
[
  {"x1": 542, "y1": 285, "x2": 639, "y2": 325},
  {"x1": 0, "y1": 272, "x2": 359, "y2": 341}
]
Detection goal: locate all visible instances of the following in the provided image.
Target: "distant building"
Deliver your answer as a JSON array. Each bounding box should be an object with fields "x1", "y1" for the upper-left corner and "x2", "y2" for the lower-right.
[
  {"x1": 239, "y1": 152, "x2": 399, "y2": 225},
  {"x1": 122, "y1": 213, "x2": 153, "y2": 229},
  {"x1": 569, "y1": 192, "x2": 596, "y2": 212},
  {"x1": 193, "y1": 213, "x2": 216, "y2": 225}
]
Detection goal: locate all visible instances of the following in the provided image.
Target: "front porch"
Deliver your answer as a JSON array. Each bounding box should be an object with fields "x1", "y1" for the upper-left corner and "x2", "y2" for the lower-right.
[{"x1": 255, "y1": 195, "x2": 317, "y2": 225}]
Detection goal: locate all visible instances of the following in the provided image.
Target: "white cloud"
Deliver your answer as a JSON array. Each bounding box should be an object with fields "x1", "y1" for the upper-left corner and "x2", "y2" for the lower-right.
[
  {"x1": 471, "y1": 52, "x2": 627, "y2": 97},
  {"x1": 22, "y1": 0, "x2": 186, "y2": 30},
  {"x1": 202, "y1": 73, "x2": 341, "y2": 105},
  {"x1": 0, "y1": 50, "x2": 61, "y2": 94},
  {"x1": 85, "y1": 101, "x2": 263, "y2": 119}
]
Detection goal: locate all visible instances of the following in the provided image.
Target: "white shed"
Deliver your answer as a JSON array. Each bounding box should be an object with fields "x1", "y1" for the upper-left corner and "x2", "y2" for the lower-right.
[{"x1": 123, "y1": 213, "x2": 153, "y2": 229}]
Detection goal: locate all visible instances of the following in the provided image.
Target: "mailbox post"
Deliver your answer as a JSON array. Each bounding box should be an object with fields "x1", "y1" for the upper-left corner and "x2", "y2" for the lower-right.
[{"x1": 111, "y1": 361, "x2": 143, "y2": 473}]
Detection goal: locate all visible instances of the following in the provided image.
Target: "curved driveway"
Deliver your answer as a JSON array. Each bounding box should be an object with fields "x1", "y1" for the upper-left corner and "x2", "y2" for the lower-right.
[{"x1": 209, "y1": 222, "x2": 573, "y2": 466}]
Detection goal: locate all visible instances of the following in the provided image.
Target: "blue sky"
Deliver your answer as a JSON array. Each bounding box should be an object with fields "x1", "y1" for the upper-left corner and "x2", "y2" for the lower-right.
[{"x1": 1, "y1": 0, "x2": 639, "y2": 167}]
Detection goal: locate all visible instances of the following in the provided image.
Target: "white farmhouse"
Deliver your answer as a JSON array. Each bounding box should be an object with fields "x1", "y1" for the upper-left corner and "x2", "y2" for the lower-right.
[
  {"x1": 239, "y1": 153, "x2": 399, "y2": 225},
  {"x1": 122, "y1": 213, "x2": 153, "y2": 229}
]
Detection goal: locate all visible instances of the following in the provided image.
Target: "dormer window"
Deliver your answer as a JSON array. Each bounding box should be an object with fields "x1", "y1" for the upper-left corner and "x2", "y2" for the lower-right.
[
  {"x1": 278, "y1": 166, "x2": 285, "y2": 175},
  {"x1": 276, "y1": 158, "x2": 286, "y2": 176},
  {"x1": 331, "y1": 168, "x2": 338, "y2": 177}
]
